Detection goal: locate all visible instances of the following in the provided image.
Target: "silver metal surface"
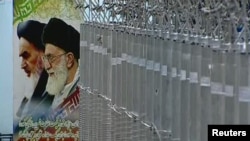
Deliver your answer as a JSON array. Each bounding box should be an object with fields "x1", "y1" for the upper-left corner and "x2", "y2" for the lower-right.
[{"x1": 76, "y1": 0, "x2": 250, "y2": 141}]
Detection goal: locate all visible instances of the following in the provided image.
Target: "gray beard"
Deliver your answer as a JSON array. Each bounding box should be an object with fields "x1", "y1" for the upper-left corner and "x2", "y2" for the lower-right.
[{"x1": 46, "y1": 58, "x2": 68, "y2": 96}]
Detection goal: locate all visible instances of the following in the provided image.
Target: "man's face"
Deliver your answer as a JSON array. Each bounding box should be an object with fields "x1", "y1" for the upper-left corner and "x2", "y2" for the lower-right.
[
  {"x1": 43, "y1": 44, "x2": 68, "y2": 95},
  {"x1": 19, "y1": 37, "x2": 43, "y2": 77}
]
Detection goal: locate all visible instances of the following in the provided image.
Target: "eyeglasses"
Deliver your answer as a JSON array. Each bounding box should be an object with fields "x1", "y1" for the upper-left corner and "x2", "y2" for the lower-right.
[{"x1": 42, "y1": 53, "x2": 67, "y2": 65}]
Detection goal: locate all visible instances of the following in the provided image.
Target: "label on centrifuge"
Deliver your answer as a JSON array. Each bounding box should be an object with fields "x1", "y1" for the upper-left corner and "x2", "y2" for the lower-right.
[
  {"x1": 111, "y1": 58, "x2": 117, "y2": 66},
  {"x1": 171, "y1": 67, "x2": 177, "y2": 77},
  {"x1": 154, "y1": 63, "x2": 160, "y2": 72},
  {"x1": 224, "y1": 85, "x2": 234, "y2": 97},
  {"x1": 135, "y1": 57, "x2": 141, "y2": 65},
  {"x1": 161, "y1": 65, "x2": 167, "y2": 76},
  {"x1": 139, "y1": 58, "x2": 146, "y2": 67},
  {"x1": 117, "y1": 57, "x2": 122, "y2": 65},
  {"x1": 211, "y1": 82, "x2": 224, "y2": 95},
  {"x1": 239, "y1": 87, "x2": 250, "y2": 102},
  {"x1": 189, "y1": 72, "x2": 198, "y2": 83},
  {"x1": 180, "y1": 70, "x2": 186, "y2": 80},
  {"x1": 200, "y1": 76, "x2": 211, "y2": 87},
  {"x1": 132, "y1": 57, "x2": 137, "y2": 65},
  {"x1": 146, "y1": 60, "x2": 154, "y2": 70},
  {"x1": 121, "y1": 53, "x2": 127, "y2": 61},
  {"x1": 127, "y1": 55, "x2": 132, "y2": 63}
]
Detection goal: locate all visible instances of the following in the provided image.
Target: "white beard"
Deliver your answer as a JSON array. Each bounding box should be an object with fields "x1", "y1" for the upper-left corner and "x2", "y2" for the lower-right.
[
  {"x1": 24, "y1": 58, "x2": 43, "y2": 99},
  {"x1": 46, "y1": 57, "x2": 68, "y2": 95},
  {"x1": 24, "y1": 72, "x2": 39, "y2": 99}
]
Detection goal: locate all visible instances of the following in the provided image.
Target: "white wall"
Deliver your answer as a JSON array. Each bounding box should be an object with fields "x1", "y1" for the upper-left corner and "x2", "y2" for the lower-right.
[{"x1": 0, "y1": 0, "x2": 13, "y2": 134}]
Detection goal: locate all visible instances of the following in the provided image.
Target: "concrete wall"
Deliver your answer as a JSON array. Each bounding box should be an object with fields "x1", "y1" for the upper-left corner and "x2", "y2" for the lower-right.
[{"x1": 0, "y1": 0, "x2": 13, "y2": 134}]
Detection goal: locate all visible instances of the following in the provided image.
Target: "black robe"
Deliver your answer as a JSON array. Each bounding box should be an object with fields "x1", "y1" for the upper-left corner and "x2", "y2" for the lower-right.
[{"x1": 14, "y1": 70, "x2": 54, "y2": 133}]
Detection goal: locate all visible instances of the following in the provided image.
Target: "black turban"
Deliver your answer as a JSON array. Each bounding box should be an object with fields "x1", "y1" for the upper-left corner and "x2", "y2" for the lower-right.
[
  {"x1": 17, "y1": 20, "x2": 46, "y2": 51},
  {"x1": 42, "y1": 18, "x2": 80, "y2": 59}
]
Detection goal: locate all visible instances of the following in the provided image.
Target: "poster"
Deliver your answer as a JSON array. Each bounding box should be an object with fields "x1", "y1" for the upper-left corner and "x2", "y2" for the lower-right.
[{"x1": 13, "y1": 0, "x2": 82, "y2": 140}]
